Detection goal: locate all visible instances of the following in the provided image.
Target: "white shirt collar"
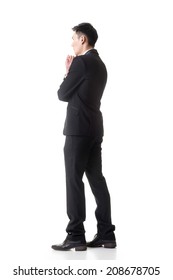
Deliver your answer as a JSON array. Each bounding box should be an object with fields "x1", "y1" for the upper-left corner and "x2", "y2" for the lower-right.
[{"x1": 82, "y1": 48, "x2": 93, "y2": 55}]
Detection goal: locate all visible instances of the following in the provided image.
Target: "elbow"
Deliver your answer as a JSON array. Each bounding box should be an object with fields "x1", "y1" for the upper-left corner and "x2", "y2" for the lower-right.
[
  {"x1": 57, "y1": 89, "x2": 62, "y2": 100},
  {"x1": 57, "y1": 89, "x2": 68, "y2": 102}
]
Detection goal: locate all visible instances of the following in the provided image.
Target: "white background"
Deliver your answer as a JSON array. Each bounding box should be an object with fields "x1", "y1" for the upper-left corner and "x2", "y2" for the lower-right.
[{"x1": 0, "y1": 0, "x2": 173, "y2": 279}]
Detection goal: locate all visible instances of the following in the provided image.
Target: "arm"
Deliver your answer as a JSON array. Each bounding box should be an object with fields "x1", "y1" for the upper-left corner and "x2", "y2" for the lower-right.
[{"x1": 57, "y1": 56, "x2": 85, "y2": 102}]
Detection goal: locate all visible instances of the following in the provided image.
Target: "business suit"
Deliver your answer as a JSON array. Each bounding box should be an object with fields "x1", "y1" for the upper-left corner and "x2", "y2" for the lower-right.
[{"x1": 57, "y1": 49, "x2": 115, "y2": 240}]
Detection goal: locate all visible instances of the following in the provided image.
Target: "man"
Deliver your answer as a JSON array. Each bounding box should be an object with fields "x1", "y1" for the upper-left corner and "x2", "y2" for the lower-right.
[{"x1": 52, "y1": 23, "x2": 116, "y2": 251}]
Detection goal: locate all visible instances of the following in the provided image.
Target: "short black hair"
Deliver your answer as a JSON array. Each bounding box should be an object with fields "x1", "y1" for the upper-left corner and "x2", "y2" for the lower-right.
[{"x1": 72, "y1": 22, "x2": 98, "y2": 47}]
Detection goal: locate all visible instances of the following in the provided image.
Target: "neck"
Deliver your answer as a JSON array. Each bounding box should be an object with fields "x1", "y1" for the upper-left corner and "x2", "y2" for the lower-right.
[{"x1": 81, "y1": 47, "x2": 93, "y2": 55}]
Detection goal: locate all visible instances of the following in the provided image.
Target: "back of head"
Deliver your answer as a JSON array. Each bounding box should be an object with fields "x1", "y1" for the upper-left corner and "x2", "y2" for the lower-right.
[{"x1": 72, "y1": 23, "x2": 98, "y2": 47}]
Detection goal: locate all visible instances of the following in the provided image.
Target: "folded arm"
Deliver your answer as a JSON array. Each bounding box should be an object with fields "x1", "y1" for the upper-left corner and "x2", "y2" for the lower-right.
[{"x1": 57, "y1": 56, "x2": 85, "y2": 102}]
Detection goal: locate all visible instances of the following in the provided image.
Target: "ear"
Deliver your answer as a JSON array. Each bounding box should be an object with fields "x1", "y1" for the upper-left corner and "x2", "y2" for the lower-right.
[{"x1": 80, "y1": 35, "x2": 87, "y2": 45}]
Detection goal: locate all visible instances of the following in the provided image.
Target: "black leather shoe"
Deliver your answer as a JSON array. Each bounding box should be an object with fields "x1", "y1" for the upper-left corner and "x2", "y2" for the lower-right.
[
  {"x1": 51, "y1": 238, "x2": 87, "y2": 251},
  {"x1": 87, "y1": 234, "x2": 117, "y2": 248}
]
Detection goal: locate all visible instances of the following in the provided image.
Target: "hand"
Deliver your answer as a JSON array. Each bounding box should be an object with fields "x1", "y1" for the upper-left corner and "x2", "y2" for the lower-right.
[{"x1": 65, "y1": 55, "x2": 74, "y2": 75}]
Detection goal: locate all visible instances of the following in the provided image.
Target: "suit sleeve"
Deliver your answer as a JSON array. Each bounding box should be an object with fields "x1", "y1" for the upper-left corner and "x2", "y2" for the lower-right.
[{"x1": 57, "y1": 56, "x2": 85, "y2": 102}]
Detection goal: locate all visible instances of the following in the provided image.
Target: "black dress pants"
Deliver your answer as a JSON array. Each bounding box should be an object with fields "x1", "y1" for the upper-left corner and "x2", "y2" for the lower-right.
[{"x1": 64, "y1": 135, "x2": 115, "y2": 239}]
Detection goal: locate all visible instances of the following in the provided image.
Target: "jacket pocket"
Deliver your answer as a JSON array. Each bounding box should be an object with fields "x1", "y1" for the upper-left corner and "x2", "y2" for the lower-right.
[{"x1": 64, "y1": 105, "x2": 90, "y2": 135}]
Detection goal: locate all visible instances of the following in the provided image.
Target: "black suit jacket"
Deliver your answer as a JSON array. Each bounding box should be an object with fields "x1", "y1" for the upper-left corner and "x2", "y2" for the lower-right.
[{"x1": 57, "y1": 49, "x2": 107, "y2": 136}]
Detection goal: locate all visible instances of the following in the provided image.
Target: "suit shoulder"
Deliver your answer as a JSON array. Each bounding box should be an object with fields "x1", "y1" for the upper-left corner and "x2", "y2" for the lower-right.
[
  {"x1": 70, "y1": 56, "x2": 86, "y2": 73},
  {"x1": 71, "y1": 55, "x2": 86, "y2": 67}
]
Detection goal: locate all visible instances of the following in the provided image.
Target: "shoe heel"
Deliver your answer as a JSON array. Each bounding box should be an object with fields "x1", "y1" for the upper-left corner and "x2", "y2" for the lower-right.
[
  {"x1": 75, "y1": 246, "x2": 87, "y2": 251},
  {"x1": 104, "y1": 243, "x2": 116, "y2": 248}
]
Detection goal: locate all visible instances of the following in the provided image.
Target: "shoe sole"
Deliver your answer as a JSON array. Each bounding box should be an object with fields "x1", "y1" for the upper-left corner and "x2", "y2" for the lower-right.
[
  {"x1": 75, "y1": 246, "x2": 87, "y2": 251},
  {"x1": 104, "y1": 242, "x2": 116, "y2": 248},
  {"x1": 51, "y1": 245, "x2": 87, "y2": 251},
  {"x1": 87, "y1": 242, "x2": 117, "y2": 249}
]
